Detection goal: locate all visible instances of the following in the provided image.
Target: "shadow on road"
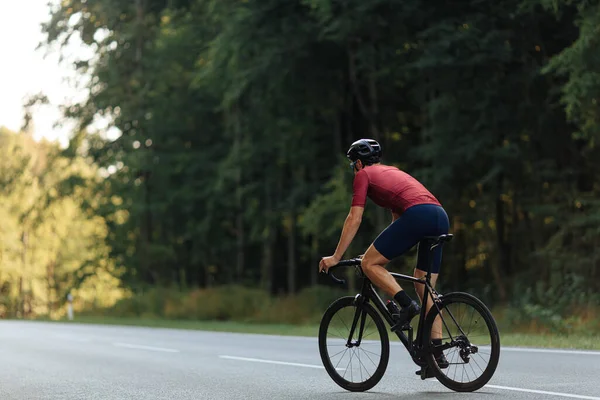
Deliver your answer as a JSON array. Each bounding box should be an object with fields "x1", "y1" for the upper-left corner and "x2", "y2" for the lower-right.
[
  {"x1": 419, "y1": 391, "x2": 498, "y2": 398},
  {"x1": 323, "y1": 390, "x2": 500, "y2": 399}
]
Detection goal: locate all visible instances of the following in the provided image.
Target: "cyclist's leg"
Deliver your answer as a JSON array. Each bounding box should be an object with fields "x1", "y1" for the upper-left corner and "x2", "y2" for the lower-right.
[
  {"x1": 360, "y1": 244, "x2": 403, "y2": 297},
  {"x1": 414, "y1": 264, "x2": 441, "y2": 339},
  {"x1": 361, "y1": 211, "x2": 421, "y2": 298}
]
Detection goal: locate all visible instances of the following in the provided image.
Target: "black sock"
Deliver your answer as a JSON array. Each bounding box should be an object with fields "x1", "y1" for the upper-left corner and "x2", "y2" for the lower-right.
[
  {"x1": 393, "y1": 290, "x2": 413, "y2": 308},
  {"x1": 432, "y1": 338, "x2": 443, "y2": 357}
]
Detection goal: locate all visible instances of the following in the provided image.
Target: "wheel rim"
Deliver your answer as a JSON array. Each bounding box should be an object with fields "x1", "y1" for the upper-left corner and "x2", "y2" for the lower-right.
[
  {"x1": 431, "y1": 300, "x2": 497, "y2": 385},
  {"x1": 323, "y1": 303, "x2": 384, "y2": 385}
]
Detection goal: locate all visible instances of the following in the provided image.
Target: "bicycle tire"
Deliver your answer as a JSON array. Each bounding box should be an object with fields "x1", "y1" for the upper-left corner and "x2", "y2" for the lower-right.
[
  {"x1": 423, "y1": 292, "x2": 500, "y2": 392},
  {"x1": 318, "y1": 296, "x2": 390, "y2": 392}
]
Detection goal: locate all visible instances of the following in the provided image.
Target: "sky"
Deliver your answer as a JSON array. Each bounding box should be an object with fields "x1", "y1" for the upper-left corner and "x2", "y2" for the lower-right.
[{"x1": 0, "y1": 0, "x2": 85, "y2": 148}]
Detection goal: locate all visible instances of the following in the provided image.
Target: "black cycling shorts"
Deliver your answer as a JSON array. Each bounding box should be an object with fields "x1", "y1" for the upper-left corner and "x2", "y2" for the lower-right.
[{"x1": 373, "y1": 204, "x2": 449, "y2": 273}]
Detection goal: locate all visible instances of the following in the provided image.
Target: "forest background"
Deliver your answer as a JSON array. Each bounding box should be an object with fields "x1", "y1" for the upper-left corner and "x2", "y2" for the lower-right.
[{"x1": 1, "y1": 0, "x2": 599, "y2": 337}]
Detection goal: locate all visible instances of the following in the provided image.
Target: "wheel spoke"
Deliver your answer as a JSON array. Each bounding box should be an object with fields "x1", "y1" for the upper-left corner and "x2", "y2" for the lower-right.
[
  {"x1": 361, "y1": 329, "x2": 377, "y2": 340},
  {"x1": 334, "y1": 347, "x2": 349, "y2": 369},
  {"x1": 328, "y1": 347, "x2": 349, "y2": 360},
  {"x1": 451, "y1": 345, "x2": 458, "y2": 381},
  {"x1": 467, "y1": 306, "x2": 475, "y2": 336},
  {"x1": 359, "y1": 348, "x2": 381, "y2": 358},
  {"x1": 327, "y1": 329, "x2": 348, "y2": 341},
  {"x1": 342, "y1": 347, "x2": 354, "y2": 379},
  {"x1": 358, "y1": 347, "x2": 379, "y2": 369},
  {"x1": 336, "y1": 313, "x2": 351, "y2": 336},
  {"x1": 468, "y1": 357, "x2": 479, "y2": 381},
  {"x1": 471, "y1": 352, "x2": 485, "y2": 374}
]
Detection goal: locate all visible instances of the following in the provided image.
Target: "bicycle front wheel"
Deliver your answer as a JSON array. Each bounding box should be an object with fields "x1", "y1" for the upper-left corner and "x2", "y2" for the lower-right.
[
  {"x1": 318, "y1": 296, "x2": 389, "y2": 392},
  {"x1": 423, "y1": 292, "x2": 500, "y2": 392}
]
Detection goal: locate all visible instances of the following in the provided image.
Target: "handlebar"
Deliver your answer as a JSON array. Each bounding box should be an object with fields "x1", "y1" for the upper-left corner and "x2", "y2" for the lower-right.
[{"x1": 320, "y1": 258, "x2": 362, "y2": 286}]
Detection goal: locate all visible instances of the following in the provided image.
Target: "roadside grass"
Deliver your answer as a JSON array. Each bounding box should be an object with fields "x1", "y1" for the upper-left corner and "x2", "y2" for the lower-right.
[
  {"x1": 21, "y1": 285, "x2": 599, "y2": 351},
  {"x1": 31, "y1": 316, "x2": 600, "y2": 351}
]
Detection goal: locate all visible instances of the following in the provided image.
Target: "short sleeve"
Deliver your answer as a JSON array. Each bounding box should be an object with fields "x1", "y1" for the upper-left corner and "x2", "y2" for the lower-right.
[{"x1": 351, "y1": 169, "x2": 369, "y2": 207}]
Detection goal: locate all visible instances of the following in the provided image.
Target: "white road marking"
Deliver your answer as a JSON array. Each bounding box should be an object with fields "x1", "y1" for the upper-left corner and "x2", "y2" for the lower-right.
[
  {"x1": 427, "y1": 380, "x2": 600, "y2": 399},
  {"x1": 219, "y1": 355, "x2": 344, "y2": 370},
  {"x1": 499, "y1": 347, "x2": 600, "y2": 356},
  {"x1": 485, "y1": 384, "x2": 600, "y2": 400},
  {"x1": 389, "y1": 341, "x2": 600, "y2": 356},
  {"x1": 112, "y1": 342, "x2": 179, "y2": 353}
]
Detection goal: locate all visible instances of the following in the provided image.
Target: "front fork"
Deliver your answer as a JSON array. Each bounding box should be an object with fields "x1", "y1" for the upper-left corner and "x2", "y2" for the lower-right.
[{"x1": 345, "y1": 294, "x2": 367, "y2": 348}]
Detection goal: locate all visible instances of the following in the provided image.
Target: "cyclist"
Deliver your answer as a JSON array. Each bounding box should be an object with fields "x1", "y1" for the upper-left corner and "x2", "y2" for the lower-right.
[{"x1": 318, "y1": 138, "x2": 449, "y2": 368}]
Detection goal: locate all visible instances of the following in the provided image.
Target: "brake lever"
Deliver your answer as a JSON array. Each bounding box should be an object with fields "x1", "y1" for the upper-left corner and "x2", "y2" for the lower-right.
[{"x1": 320, "y1": 270, "x2": 346, "y2": 285}]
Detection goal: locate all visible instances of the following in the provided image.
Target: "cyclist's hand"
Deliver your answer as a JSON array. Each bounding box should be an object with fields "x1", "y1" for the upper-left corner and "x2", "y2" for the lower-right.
[{"x1": 319, "y1": 255, "x2": 340, "y2": 273}]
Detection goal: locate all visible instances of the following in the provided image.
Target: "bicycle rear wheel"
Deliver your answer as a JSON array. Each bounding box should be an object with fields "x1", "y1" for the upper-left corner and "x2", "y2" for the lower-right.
[
  {"x1": 318, "y1": 296, "x2": 389, "y2": 392},
  {"x1": 423, "y1": 292, "x2": 500, "y2": 392}
]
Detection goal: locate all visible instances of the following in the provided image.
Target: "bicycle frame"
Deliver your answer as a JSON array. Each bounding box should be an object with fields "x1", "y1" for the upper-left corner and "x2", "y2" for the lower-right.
[
  {"x1": 327, "y1": 237, "x2": 450, "y2": 362},
  {"x1": 349, "y1": 266, "x2": 438, "y2": 361}
]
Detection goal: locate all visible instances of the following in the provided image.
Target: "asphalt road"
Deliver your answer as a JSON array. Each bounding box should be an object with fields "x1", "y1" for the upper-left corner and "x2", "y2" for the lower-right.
[{"x1": 0, "y1": 321, "x2": 598, "y2": 400}]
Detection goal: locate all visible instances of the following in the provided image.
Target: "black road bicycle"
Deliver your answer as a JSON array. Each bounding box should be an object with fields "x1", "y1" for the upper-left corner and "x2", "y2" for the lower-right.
[{"x1": 318, "y1": 234, "x2": 500, "y2": 393}]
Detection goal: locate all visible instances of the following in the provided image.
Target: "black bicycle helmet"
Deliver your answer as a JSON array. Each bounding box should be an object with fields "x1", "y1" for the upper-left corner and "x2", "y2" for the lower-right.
[{"x1": 346, "y1": 139, "x2": 382, "y2": 164}]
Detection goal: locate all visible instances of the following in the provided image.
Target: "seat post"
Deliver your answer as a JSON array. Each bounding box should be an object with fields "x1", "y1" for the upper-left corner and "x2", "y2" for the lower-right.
[{"x1": 425, "y1": 241, "x2": 435, "y2": 284}]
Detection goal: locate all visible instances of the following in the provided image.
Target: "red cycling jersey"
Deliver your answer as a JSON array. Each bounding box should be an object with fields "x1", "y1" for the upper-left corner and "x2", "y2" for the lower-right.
[{"x1": 351, "y1": 165, "x2": 441, "y2": 214}]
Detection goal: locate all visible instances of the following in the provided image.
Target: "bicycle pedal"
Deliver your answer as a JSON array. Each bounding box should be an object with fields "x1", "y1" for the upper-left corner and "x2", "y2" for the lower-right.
[{"x1": 416, "y1": 366, "x2": 435, "y2": 380}]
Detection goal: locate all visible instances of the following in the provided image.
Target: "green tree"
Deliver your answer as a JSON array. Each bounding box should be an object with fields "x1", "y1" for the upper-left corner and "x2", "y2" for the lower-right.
[{"x1": 0, "y1": 128, "x2": 122, "y2": 318}]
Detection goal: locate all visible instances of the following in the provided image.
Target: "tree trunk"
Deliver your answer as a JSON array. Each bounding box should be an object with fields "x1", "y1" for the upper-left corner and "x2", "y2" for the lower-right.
[
  {"x1": 18, "y1": 277, "x2": 23, "y2": 318},
  {"x1": 261, "y1": 184, "x2": 274, "y2": 293},
  {"x1": 46, "y1": 259, "x2": 55, "y2": 317},
  {"x1": 311, "y1": 235, "x2": 319, "y2": 286},
  {"x1": 145, "y1": 170, "x2": 154, "y2": 281},
  {"x1": 287, "y1": 165, "x2": 298, "y2": 294},
  {"x1": 234, "y1": 105, "x2": 245, "y2": 282},
  {"x1": 205, "y1": 257, "x2": 213, "y2": 288},
  {"x1": 261, "y1": 230, "x2": 274, "y2": 293},
  {"x1": 347, "y1": 47, "x2": 372, "y2": 132},
  {"x1": 494, "y1": 175, "x2": 509, "y2": 303},
  {"x1": 287, "y1": 208, "x2": 297, "y2": 294},
  {"x1": 236, "y1": 212, "x2": 245, "y2": 282},
  {"x1": 454, "y1": 217, "x2": 468, "y2": 291},
  {"x1": 135, "y1": 0, "x2": 144, "y2": 62},
  {"x1": 334, "y1": 110, "x2": 342, "y2": 157},
  {"x1": 19, "y1": 230, "x2": 27, "y2": 318},
  {"x1": 593, "y1": 237, "x2": 599, "y2": 291},
  {"x1": 345, "y1": 76, "x2": 354, "y2": 142},
  {"x1": 367, "y1": 56, "x2": 381, "y2": 142}
]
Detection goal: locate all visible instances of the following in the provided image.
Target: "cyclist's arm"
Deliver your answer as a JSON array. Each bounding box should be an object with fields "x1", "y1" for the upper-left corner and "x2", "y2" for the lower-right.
[
  {"x1": 391, "y1": 210, "x2": 400, "y2": 222},
  {"x1": 331, "y1": 169, "x2": 367, "y2": 260},
  {"x1": 333, "y1": 206, "x2": 364, "y2": 260}
]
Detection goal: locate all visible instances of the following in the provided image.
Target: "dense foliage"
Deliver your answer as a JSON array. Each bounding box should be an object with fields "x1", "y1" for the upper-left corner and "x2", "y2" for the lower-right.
[
  {"x1": 10, "y1": 0, "x2": 598, "y2": 314},
  {"x1": 0, "y1": 128, "x2": 123, "y2": 318}
]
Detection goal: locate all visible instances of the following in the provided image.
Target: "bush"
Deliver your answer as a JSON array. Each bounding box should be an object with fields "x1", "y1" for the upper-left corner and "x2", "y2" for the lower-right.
[
  {"x1": 89, "y1": 284, "x2": 349, "y2": 324},
  {"x1": 110, "y1": 287, "x2": 183, "y2": 318},
  {"x1": 80, "y1": 281, "x2": 600, "y2": 335},
  {"x1": 498, "y1": 274, "x2": 600, "y2": 335},
  {"x1": 178, "y1": 285, "x2": 271, "y2": 321},
  {"x1": 254, "y1": 285, "x2": 349, "y2": 324}
]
